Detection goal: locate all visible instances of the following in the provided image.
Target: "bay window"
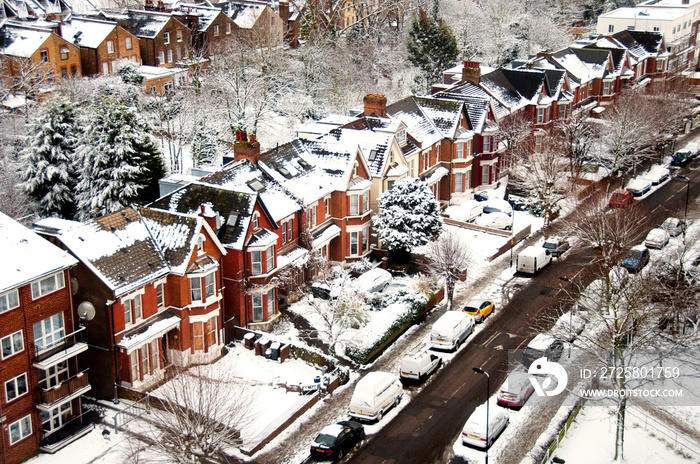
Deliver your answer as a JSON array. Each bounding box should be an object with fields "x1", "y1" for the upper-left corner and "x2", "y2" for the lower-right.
[
  {"x1": 266, "y1": 245, "x2": 274, "y2": 272},
  {"x1": 267, "y1": 289, "x2": 275, "y2": 316},
  {"x1": 253, "y1": 294, "x2": 263, "y2": 321}
]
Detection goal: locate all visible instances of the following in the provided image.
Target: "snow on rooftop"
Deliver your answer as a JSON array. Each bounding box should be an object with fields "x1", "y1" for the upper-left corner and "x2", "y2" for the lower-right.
[
  {"x1": 61, "y1": 18, "x2": 116, "y2": 48},
  {"x1": 2, "y1": 25, "x2": 51, "y2": 57},
  {"x1": 0, "y1": 212, "x2": 77, "y2": 294},
  {"x1": 601, "y1": 6, "x2": 688, "y2": 20}
]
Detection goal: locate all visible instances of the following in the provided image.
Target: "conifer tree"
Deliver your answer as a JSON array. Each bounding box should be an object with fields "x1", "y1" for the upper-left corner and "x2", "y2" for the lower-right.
[
  {"x1": 75, "y1": 97, "x2": 164, "y2": 220},
  {"x1": 22, "y1": 96, "x2": 80, "y2": 219},
  {"x1": 191, "y1": 118, "x2": 220, "y2": 168},
  {"x1": 407, "y1": 0, "x2": 459, "y2": 93}
]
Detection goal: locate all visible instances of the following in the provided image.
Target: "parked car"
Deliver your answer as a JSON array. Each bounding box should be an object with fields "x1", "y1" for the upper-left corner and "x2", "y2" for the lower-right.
[
  {"x1": 430, "y1": 311, "x2": 475, "y2": 351},
  {"x1": 625, "y1": 178, "x2": 652, "y2": 197},
  {"x1": 474, "y1": 212, "x2": 512, "y2": 230},
  {"x1": 672, "y1": 149, "x2": 693, "y2": 166},
  {"x1": 642, "y1": 166, "x2": 670, "y2": 185},
  {"x1": 461, "y1": 299, "x2": 494, "y2": 323},
  {"x1": 542, "y1": 237, "x2": 570, "y2": 258},
  {"x1": 310, "y1": 421, "x2": 365, "y2": 460},
  {"x1": 399, "y1": 343, "x2": 441, "y2": 381},
  {"x1": 497, "y1": 369, "x2": 535, "y2": 408},
  {"x1": 621, "y1": 245, "x2": 650, "y2": 273},
  {"x1": 553, "y1": 312, "x2": 587, "y2": 342},
  {"x1": 482, "y1": 198, "x2": 513, "y2": 216},
  {"x1": 608, "y1": 189, "x2": 633, "y2": 208},
  {"x1": 662, "y1": 217, "x2": 686, "y2": 237},
  {"x1": 461, "y1": 403, "x2": 509, "y2": 448},
  {"x1": 355, "y1": 268, "x2": 392, "y2": 294},
  {"x1": 474, "y1": 191, "x2": 491, "y2": 202},
  {"x1": 644, "y1": 228, "x2": 670, "y2": 249},
  {"x1": 349, "y1": 372, "x2": 403, "y2": 422},
  {"x1": 521, "y1": 334, "x2": 564, "y2": 368},
  {"x1": 446, "y1": 200, "x2": 484, "y2": 222}
]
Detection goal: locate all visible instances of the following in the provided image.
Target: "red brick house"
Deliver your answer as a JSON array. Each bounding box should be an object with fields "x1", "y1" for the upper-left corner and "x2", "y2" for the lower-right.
[
  {"x1": 59, "y1": 16, "x2": 141, "y2": 76},
  {"x1": 216, "y1": 0, "x2": 284, "y2": 49},
  {"x1": 99, "y1": 10, "x2": 191, "y2": 68},
  {"x1": 34, "y1": 206, "x2": 226, "y2": 399},
  {"x1": 0, "y1": 212, "x2": 92, "y2": 463},
  {"x1": 171, "y1": 3, "x2": 237, "y2": 56}
]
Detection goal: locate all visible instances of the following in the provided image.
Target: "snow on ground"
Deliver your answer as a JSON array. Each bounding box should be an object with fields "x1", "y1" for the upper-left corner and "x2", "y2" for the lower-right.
[{"x1": 553, "y1": 402, "x2": 698, "y2": 464}]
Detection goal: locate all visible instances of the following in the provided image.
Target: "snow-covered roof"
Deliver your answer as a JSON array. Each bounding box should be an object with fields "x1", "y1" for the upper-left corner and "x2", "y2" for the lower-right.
[
  {"x1": 0, "y1": 212, "x2": 77, "y2": 294},
  {"x1": 600, "y1": 6, "x2": 688, "y2": 21},
  {"x1": 117, "y1": 309, "x2": 180, "y2": 353},
  {"x1": 34, "y1": 207, "x2": 204, "y2": 297},
  {"x1": 102, "y1": 9, "x2": 175, "y2": 39},
  {"x1": 217, "y1": 0, "x2": 266, "y2": 29},
  {"x1": 169, "y1": 2, "x2": 223, "y2": 31},
  {"x1": 386, "y1": 96, "x2": 446, "y2": 146},
  {"x1": 1, "y1": 23, "x2": 51, "y2": 57},
  {"x1": 60, "y1": 17, "x2": 119, "y2": 48},
  {"x1": 527, "y1": 333, "x2": 557, "y2": 351},
  {"x1": 311, "y1": 221, "x2": 341, "y2": 248}
]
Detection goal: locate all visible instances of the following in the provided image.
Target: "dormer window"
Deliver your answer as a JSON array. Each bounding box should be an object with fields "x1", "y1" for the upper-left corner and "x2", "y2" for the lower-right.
[
  {"x1": 397, "y1": 129, "x2": 406, "y2": 146},
  {"x1": 252, "y1": 212, "x2": 260, "y2": 230}
]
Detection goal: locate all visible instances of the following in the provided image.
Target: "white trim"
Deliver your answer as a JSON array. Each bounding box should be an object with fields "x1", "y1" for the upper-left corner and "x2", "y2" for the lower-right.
[
  {"x1": 188, "y1": 308, "x2": 220, "y2": 323},
  {"x1": 480, "y1": 158, "x2": 499, "y2": 166}
]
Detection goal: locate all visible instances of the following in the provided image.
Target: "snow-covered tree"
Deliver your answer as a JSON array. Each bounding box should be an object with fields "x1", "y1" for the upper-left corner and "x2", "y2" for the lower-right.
[
  {"x1": 407, "y1": 2, "x2": 459, "y2": 93},
  {"x1": 75, "y1": 97, "x2": 164, "y2": 220},
  {"x1": 191, "y1": 118, "x2": 220, "y2": 168},
  {"x1": 373, "y1": 177, "x2": 443, "y2": 265},
  {"x1": 117, "y1": 62, "x2": 144, "y2": 86},
  {"x1": 509, "y1": 135, "x2": 570, "y2": 226},
  {"x1": 422, "y1": 228, "x2": 470, "y2": 310},
  {"x1": 496, "y1": 111, "x2": 533, "y2": 175},
  {"x1": 555, "y1": 112, "x2": 593, "y2": 179},
  {"x1": 21, "y1": 96, "x2": 80, "y2": 219}
]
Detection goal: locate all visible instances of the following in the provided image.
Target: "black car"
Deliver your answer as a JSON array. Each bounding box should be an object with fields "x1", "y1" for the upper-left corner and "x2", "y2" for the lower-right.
[{"x1": 310, "y1": 421, "x2": 365, "y2": 461}]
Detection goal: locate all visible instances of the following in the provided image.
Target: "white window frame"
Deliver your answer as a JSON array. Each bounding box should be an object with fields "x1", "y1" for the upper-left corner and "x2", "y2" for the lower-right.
[
  {"x1": 537, "y1": 107, "x2": 546, "y2": 124},
  {"x1": 251, "y1": 250, "x2": 262, "y2": 276},
  {"x1": 252, "y1": 212, "x2": 259, "y2": 230},
  {"x1": 307, "y1": 205, "x2": 317, "y2": 229},
  {"x1": 158, "y1": 51, "x2": 165, "y2": 65},
  {"x1": 325, "y1": 197, "x2": 330, "y2": 216},
  {"x1": 164, "y1": 32, "x2": 170, "y2": 44},
  {"x1": 197, "y1": 234, "x2": 205, "y2": 255},
  {"x1": 33, "y1": 313, "x2": 65, "y2": 352},
  {"x1": 8, "y1": 415, "x2": 32, "y2": 445},
  {"x1": 204, "y1": 272, "x2": 216, "y2": 299},
  {"x1": 106, "y1": 40, "x2": 114, "y2": 54},
  {"x1": 267, "y1": 288, "x2": 275, "y2": 316},
  {"x1": 603, "y1": 80, "x2": 612, "y2": 95},
  {"x1": 131, "y1": 351, "x2": 140, "y2": 381},
  {"x1": 213, "y1": 24, "x2": 220, "y2": 36},
  {"x1": 176, "y1": 30, "x2": 182, "y2": 42},
  {"x1": 397, "y1": 129, "x2": 406, "y2": 145},
  {"x1": 0, "y1": 290, "x2": 19, "y2": 314},
  {"x1": 481, "y1": 165, "x2": 490, "y2": 185},
  {"x1": 5, "y1": 373, "x2": 28, "y2": 402},
  {"x1": 455, "y1": 172, "x2": 463, "y2": 192},
  {"x1": 156, "y1": 282, "x2": 164, "y2": 309},
  {"x1": 362, "y1": 226, "x2": 369, "y2": 253},
  {"x1": 350, "y1": 194, "x2": 359, "y2": 215},
  {"x1": 40, "y1": 400, "x2": 71, "y2": 434},
  {"x1": 125, "y1": 36, "x2": 132, "y2": 50},
  {"x1": 252, "y1": 294, "x2": 263, "y2": 321},
  {"x1": 362, "y1": 190, "x2": 369, "y2": 212},
  {"x1": 31, "y1": 272, "x2": 65, "y2": 300},
  {"x1": 350, "y1": 231, "x2": 359, "y2": 255},
  {"x1": 1, "y1": 330, "x2": 24, "y2": 359},
  {"x1": 456, "y1": 142, "x2": 464, "y2": 159},
  {"x1": 191, "y1": 276, "x2": 203, "y2": 301},
  {"x1": 167, "y1": 49, "x2": 173, "y2": 63},
  {"x1": 265, "y1": 245, "x2": 274, "y2": 272},
  {"x1": 483, "y1": 135, "x2": 492, "y2": 152},
  {"x1": 38, "y1": 361, "x2": 68, "y2": 389},
  {"x1": 60, "y1": 47, "x2": 69, "y2": 60},
  {"x1": 226, "y1": 22, "x2": 231, "y2": 34}
]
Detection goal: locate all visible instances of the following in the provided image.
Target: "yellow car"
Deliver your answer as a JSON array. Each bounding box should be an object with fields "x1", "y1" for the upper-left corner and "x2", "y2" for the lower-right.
[{"x1": 462, "y1": 299, "x2": 494, "y2": 323}]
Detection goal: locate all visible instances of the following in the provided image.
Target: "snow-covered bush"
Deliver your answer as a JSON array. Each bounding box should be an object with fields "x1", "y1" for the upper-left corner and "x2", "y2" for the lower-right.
[{"x1": 349, "y1": 258, "x2": 373, "y2": 274}]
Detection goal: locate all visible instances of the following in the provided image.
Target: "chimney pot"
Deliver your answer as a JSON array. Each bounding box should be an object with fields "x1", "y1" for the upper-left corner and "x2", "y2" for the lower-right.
[{"x1": 363, "y1": 93, "x2": 387, "y2": 117}]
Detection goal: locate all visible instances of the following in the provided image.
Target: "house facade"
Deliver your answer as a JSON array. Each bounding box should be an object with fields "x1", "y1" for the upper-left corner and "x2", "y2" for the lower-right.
[
  {"x1": 0, "y1": 212, "x2": 92, "y2": 463},
  {"x1": 34, "y1": 207, "x2": 226, "y2": 399}
]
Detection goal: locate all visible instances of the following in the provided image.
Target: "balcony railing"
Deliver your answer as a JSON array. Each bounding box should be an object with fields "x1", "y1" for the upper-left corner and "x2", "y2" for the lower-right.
[
  {"x1": 40, "y1": 370, "x2": 90, "y2": 406},
  {"x1": 33, "y1": 326, "x2": 86, "y2": 363},
  {"x1": 39, "y1": 411, "x2": 95, "y2": 454}
]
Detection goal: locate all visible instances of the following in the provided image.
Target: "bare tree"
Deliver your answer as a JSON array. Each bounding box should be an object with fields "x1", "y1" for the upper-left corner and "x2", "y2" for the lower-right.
[
  {"x1": 496, "y1": 110, "x2": 533, "y2": 175},
  {"x1": 128, "y1": 364, "x2": 253, "y2": 464},
  {"x1": 509, "y1": 135, "x2": 571, "y2": 226},
  {"x1": 563, "y1": 192, "x2": 645, "y2": 271},
  {"x1": 555, "y1": 111, "x2": 593, "y2": 179},
  {"x1": 1, "y1": 56, "x2": 53, "y2": 122},
  {"x1": 422, "y1": 228, "x2": 471, "y2": 310}
]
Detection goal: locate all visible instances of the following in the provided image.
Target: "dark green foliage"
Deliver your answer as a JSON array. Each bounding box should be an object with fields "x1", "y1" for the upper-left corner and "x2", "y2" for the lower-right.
[
  {"x1": 118, "y1": 63, "x2": 145, "y2": 86},
  {"x1": 407, "y1": 1, "x2": 459, "y2": 93}
]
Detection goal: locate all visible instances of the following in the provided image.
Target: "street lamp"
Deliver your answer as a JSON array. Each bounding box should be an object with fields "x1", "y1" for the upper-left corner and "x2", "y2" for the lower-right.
[
  {"x1": 559, "y1": 276, "x2": 574, "y2": 358},
  {"x1": 677, "y1": 175, "x2": 690, "y2": 243},
  {"x1": 473, "y1": 367, "x2": 490, "y2": 464},
  {"x1": 510, "y1": 212, "x2": 515, "y2": 268}
]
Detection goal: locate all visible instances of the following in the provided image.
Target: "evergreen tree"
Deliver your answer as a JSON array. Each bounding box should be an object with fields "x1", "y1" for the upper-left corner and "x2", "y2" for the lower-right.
[
  {"x1": 191, "y1": 118, "x2": 220, "y2": 168},
  {"x1": 75, "y1": 97, "x2": 164, "y2": 220},
  {"x1": 21, "y1": 96, "x2": 80, "y2": 219},
  {"x1": 373, "y1": 178, "x2": 443, "y2": 265},
  {"x1": 118, "y1": 62, "x2": 145, "y2": 86},
  {"x1": 407, "y1": 1, "x2": 459, "y2": 93}
]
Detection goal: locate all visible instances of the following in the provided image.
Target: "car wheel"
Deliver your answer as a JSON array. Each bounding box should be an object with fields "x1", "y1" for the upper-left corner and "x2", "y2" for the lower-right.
[
  {"x1": 337, "y1": 448, "x2": 344, "y2": 460},
  {"x1": 377, "y1": 410, "x2": 383, "y2": 421}
]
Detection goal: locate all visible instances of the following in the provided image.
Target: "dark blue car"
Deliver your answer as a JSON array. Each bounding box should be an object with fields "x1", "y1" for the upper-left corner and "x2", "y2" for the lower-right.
[{"x1": 621, "y1": 245, "x2": 650, "y2": 273}]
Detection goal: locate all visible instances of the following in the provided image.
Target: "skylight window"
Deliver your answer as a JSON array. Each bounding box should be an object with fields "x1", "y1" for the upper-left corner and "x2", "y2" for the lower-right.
[
  {"x1": 277, "y1": 166, "x2": 292, "y2": 178},
  {"x1": 226, "y1": 214, "x2": 239, "y2": 227},
  {"x1": 247, "y1": 180, "x2": 265, "y2": 192},
  {"x1": 368, "y1": 149, "x2": 378, "y2": 162},
  {"x1": 297, "y1": 158, "x2": 311, "y2": 170}
]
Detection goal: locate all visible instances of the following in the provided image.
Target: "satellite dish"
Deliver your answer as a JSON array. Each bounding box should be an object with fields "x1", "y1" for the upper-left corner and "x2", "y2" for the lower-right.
[
  {"x1": 71, "y1": 278, "x2": 79, "y2": 295},
  {"x1": 77, "y1": 301, "x2": 96, "y2": 321}
]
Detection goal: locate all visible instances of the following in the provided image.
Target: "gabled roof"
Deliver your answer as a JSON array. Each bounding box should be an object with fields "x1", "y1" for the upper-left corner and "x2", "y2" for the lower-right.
[
  {"x1": 215, "y1": 0, "x2": 266, "y2": 29},
  {"x1": 0, "y1": 212, "x2": 77, "y2": 294},
  {"x1": 0, "y1": 22, "x2": 51, "y2": 57},
  {"x1": 60, "y1": 16, "x2": 118, "y2": 48},
  {"x1": 387, "y1": 96, "x2": 443, "y2": 147},
  {"x1": 169, "y1": 2, "x2": 224, "y2": 31},
  {"x1": 433, "y1": 82, "x2": 494, "y2": 132},
  {"x1": 545, "y1": 48, "x2": 597, "y2": 84},
  {"x1": 623, "y1": 30, "x2": 665, "y2": 54},
  {"x1": 34, "y1": 207, "x2": 205, "y2": 296},
  {"x1": 414, "y1": 96, "x2": 464, "y2": 138},
  {"x1": 102, "y1": 9, "x2": 175, "y2": 38},
  {"x1": 149, "y1": 181, "x2": 256, "y2": 250},
  {"x1": 1, "y1": 0, "x2": 69, "y2": 19},
  {"x1": 570, "y1": 47, "x2": 613, "y2": 79}
]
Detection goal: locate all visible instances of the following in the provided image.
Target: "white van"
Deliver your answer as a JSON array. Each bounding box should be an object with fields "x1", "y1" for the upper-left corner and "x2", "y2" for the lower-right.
[
  {"x1": 349, "y1": 372, "x2": 403, "y2": 422},
  {"x1": 430, "y1": 311, "x2": 475, "y2": 351},
  {"x1": 517, "y1": 245, "x2": 552, "y2": 275},
  {"x1": 461, "y1": 403, "x2": 509, "y2": 448},
  {"x1": 400, "y1": 343, "x2": 441, "y2": 381}
]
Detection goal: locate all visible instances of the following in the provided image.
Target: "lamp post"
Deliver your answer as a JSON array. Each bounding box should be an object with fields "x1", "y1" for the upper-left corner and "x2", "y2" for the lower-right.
[
  {"x1": 677, "y1": 175, "x2": 690, "y2": 243},
  {"x1": 559, "y1": 276, "x2": 573, "y2": 358},
  {"x1": 473, "y1": 367, "x2": 490, "y2": 464},
  {"x1": 510, "y1": 211, "x2": 515, "y2": 268}
]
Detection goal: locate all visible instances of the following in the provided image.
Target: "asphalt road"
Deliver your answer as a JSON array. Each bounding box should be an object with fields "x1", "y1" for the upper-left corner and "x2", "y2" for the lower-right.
[{"x1": 343, "y1": 158, "x2": 700, "y2": 464}]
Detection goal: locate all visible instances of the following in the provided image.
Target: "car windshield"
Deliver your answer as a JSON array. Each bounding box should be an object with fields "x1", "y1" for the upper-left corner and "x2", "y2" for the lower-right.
[
  {"x1": 626, "y1": 250, "x2": 643, "y2": 261},
  {"x1": 612, "y1": 193, "x2": 625, "y2": 200},
  {"x1": 314, "y1": 433, "x2": 338, "y2": 446},
  {"x1": 543, "y1": 242, "x2": 556, "y2": 249}
]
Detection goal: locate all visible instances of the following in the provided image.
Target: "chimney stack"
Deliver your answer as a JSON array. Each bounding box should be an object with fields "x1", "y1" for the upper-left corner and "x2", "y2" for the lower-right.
[
  {"x1": 233, "y1": 131, "x2": 261, "y2": 165},
  {"x1": 461, "y1": 61, "x2": 481, "y2": 85},
  {"x1": 199, "y1": 205, "x2": 218, "y2": 232},
  {"x1": 363, "y1": 93, "x2": 387, "y2": 117}
]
